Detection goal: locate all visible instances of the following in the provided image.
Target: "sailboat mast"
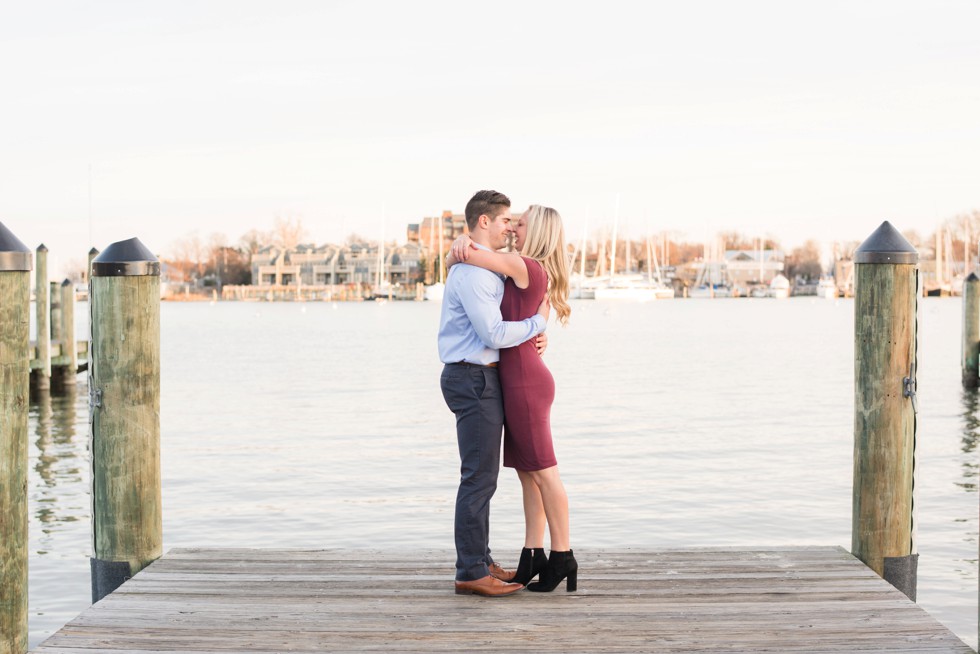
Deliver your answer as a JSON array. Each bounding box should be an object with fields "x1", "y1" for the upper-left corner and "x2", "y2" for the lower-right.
[
  {"x1": 427, "y1": 217, "x2": 435, "y2": 283},
  {"x1": 647, "y1": 237, "x2": 654, "y2": 283},
  {"x1": 377, "y1": 204, "x2": 385, "y2": 289},
  {"x1": 758, "y1": 237, "x2": 763, "y2": 283},
  {"x1": 438, "y1": 213, "x2": 445, "y2": 283},
  {"x1": 609, "y1": 195, "x2": 619, "y2": 280}
]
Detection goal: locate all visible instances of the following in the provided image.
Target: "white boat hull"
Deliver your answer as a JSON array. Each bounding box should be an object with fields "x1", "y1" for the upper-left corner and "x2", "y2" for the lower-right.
[
  {"x1": 594, "y1": 287, "x2": 658, "y2": 302},
  {"x1": 689, "y1": 285, "x2": 732, "y2": 298},
  {"x1": 423, "y1": 283, "x2": 444, "y2": 302},
  {"x1": 768, "y1": 288, "x2": 790, "y2": 299}
]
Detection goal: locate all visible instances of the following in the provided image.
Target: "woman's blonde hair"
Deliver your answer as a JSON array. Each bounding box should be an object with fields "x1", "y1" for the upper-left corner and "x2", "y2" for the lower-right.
[{"x1": 521, "y1": 205, "x2": 571, "y2": 326}]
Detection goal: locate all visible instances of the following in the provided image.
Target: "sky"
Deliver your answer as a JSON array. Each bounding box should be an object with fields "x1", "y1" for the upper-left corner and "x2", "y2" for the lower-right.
[{"x1": 1, "y1": 1, "x2": 978, "y2": 276}]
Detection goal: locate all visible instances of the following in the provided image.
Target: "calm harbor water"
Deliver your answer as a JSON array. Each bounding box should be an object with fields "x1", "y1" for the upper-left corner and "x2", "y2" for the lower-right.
[{"x1": 27, "y1": 297, "x2": 978, "y2": 650}]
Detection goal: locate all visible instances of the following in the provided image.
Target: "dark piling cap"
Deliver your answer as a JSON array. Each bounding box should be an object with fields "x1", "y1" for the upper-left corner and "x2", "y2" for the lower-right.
[
  {"x1": 92, "y1": 237, "x2": 160, "y2": 277},
  {"x1": 0, "y1": 222, "x2": 33, "y2": 271},
  {"x1": 854, "y1": 221, "x2": 918, "y2": 265},
  {"x1": 37, "y1": 243, "x2": 48, "y2": 253},
  {"x1": 88, "y1": 247, "x2": 99, "y2": 255},
  {"x1": 966, "y1": 272, "x2": 979, "y2": 283}
]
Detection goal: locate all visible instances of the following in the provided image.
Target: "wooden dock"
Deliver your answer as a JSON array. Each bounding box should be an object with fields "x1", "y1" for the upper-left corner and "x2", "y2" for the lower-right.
[
  {"x1": 33, "y1": 547, "x2": 972, "y2": 653},
  {"x1": 29, "y1": 340, "x2": 88, "y2": 372}
]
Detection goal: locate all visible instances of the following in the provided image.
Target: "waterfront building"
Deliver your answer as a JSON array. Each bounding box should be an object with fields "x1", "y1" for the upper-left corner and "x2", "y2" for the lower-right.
[
  {"x1": 250, "y1": 241, "x2": 424, "y2": 288},
  {"x1": 724, "y1": 249, "x2": 786, "y2": 286}
]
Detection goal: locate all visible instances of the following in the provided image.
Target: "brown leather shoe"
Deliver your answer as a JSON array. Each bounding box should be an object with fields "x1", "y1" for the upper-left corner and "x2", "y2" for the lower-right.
[
  {"x1": 454, "y1": 575, "x2": 523, "y2": 597},
  {"x1": 489, "y1": 562, "x2": 516, "y2": 582}
]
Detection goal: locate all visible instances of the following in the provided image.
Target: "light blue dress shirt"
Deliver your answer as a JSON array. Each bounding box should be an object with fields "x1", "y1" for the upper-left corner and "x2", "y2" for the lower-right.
[{"x1": 437, "y1": 248, "x2": 546, "y2": 365}]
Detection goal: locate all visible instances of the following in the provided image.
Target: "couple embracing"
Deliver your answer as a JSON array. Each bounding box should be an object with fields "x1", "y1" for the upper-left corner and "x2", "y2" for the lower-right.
[{"x1": 437, "y1": 190, "x2": 576, "y2": 597}]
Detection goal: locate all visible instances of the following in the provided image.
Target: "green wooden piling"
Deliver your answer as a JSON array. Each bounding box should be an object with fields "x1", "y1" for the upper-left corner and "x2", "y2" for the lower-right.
[
  {"x1": 89, "y1": 238, "x2": 162, "y2": 603},
  {"x1": 851, "y1": 221, "x2": 918, "y2": 601},
  {"x1": 87, "y1": 247, "x2": 99, "y2": 284},
  {"x1": 49, "y1": 280, "x2": 62, "y2": 345},
  {"x1": 0, "y1": 223, "x2": 32, "y2": 654},
  {"x1": 61, "y1": 279, "x2": 77, "y2": 384},
  {"x1": 34, "y1": 244, "x2": 50, "y2": 390},
  {"x1": 963, "y1": 272, "x2": 979, "y2": 388}
]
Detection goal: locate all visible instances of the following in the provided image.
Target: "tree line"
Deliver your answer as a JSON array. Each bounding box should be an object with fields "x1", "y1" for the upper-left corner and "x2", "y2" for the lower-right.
[{"x1": 161, "y1": 210, "x2": 979, "y2": 287}]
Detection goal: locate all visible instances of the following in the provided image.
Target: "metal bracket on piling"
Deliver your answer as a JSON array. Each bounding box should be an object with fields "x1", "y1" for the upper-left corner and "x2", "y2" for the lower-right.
[
  {"x1": 903, "y1": 362, "x2": 918, "y2": 414},
  {"x1": 89, "y1": 386, "x2": 102, "y2": 411}
]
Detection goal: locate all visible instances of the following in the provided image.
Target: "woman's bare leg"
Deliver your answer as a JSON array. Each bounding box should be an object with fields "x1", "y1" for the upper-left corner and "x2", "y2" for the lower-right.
[
  {"x1": 527, "y1": 466, "x2": 570, "y2": 551},
  {"x1": 517, "y1": 469, "x2": 546, "y2": 548}
]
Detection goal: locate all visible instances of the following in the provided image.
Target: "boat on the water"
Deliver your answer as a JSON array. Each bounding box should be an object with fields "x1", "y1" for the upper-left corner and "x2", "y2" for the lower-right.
[
  {"x1": 423, "y1": 282, "x2": 444, "y2": 302},
  {"x1": 768, "y1": 274, "x2": 790, "y2": 299},
  {"x1": 689, "y1": 283, "x2": 732, "y2": 299},
  {"x1": 593, "y1": 275, "x2": 671, "y2": 301},
  {"x1": 816, "y1": 276, "x2": 837, "y2": 299}
]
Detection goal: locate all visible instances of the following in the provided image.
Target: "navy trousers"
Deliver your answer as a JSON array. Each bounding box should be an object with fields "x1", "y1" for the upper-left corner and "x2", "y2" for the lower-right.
[{"x1": 440, "y1": 363, "x2": 503, "y2": 581}]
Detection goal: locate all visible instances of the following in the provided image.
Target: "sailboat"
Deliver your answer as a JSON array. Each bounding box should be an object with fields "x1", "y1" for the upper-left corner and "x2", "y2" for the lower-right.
[
  {"x1": 689, "y1": 239, "x2": 733, "y2": 298},
  {"x1": 424, "y1": 214, "x2": 445, "y2": 302},
  {"x1": 373, "y1": 208, "x2": 392, "y2": 301},
  {"x1": 569, "y1": 220, "x2": 594, "y2": 299},
  {"x1": 645, "y1": 236, "x2": 675, "y2": 299},
  {"x1": 592, "y1": 200, "x2": 664, "y2": 301}
]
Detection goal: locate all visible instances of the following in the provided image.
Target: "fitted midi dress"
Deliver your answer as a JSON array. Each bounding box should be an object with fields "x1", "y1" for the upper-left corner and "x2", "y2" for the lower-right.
[{"x1": 500, "y1": 257, "x2": 558, "y2": 471}]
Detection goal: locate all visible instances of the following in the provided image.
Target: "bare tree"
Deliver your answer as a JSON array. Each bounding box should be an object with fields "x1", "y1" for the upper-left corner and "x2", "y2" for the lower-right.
[
  {"x1": 239, "y1": 228, "x2": 270, "y2": 256},
  {"x1": 273, "y1": 215, "x2": 308, "y2": 250},
  {"x1": 785, "y1": 240, "x2": 823, "y2": 282}
]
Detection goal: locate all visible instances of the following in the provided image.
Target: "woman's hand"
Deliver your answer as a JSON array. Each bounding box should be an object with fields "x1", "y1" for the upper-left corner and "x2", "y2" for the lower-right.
[
  {"x1": 450, "y1": 234, "x2": 475, "y2": 262},
  {"x1": 535, "y1": 332, "x2": 548, "y2": 356}
]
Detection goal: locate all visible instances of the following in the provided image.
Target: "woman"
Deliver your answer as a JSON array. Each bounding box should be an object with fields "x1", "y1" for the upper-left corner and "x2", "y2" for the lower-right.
[{"x1": 448, "y1": 205, "x2": 576, "y2": 592}]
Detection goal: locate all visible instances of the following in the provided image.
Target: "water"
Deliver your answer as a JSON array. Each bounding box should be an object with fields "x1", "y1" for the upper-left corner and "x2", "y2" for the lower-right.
[{"x1": 26, "y1": 298, "x2": 978, "y2": 650}]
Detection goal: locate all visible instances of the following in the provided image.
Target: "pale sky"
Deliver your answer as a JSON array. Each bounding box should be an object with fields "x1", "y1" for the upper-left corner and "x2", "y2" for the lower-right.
[{"x1": 1, "y1": 1, "x2": 978, "y2": 275}]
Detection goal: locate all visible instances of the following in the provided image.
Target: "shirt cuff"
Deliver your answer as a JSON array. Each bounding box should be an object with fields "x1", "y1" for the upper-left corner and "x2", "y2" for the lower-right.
[{"x1": 530, "y1": 314, "x2": 546, "y2": 333}]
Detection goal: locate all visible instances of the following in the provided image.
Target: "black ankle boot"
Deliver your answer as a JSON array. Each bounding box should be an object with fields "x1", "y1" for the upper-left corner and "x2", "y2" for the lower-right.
[
  {"x1": 527, "y1": 549, "x2": 578, "y2": 592},
  {"x1": 511, "y1": 547, "x2": 548, "y2": 586}
]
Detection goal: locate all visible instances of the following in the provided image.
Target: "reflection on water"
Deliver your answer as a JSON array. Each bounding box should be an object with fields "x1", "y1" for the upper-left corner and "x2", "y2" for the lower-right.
[
  {"x1": 959, "y1": 390, "x2": 978, "y2": 492},
  {"x1": 31, "y1": 386, "x2": 84, "y2": 528},
  {"x1": 28, "y1": 377, "x2": 92, "y2": 646}
]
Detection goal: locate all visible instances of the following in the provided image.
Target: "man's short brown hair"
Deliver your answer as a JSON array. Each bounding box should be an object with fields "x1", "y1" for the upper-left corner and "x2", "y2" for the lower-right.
[{"x1": 465, "y1": 190, "x2": 511, "y2": 231}]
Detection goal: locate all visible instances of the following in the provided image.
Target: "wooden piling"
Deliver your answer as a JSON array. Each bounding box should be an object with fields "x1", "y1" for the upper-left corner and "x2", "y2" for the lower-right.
[
  {"x1": 49, "y1": 280, "x2": 62, "y2": 344},
  {"x1": 87, "y1": 247, "x2": 99, "y2": 284},
  {"x1": 34, "y1": 244, "x2": 50, "y2": 390},
  {"x1": 0, "y1": 222, "x2": 33, "y2": 654},
  {"x1": 60, "y1": 279, "x2": 77, "y2": 385},
  {"x1": 963, "y1": 272, "x2": 979, "y2": 388},
  {"x1": 852, "y1": 221, "x2": 919, "y2": 601},
  {"x1": 89, "y1": 238, "x2": 162, "y2": 603}
]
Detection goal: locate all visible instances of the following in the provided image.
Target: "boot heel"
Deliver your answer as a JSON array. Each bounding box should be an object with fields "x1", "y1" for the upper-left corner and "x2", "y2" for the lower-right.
[{"x1": 527, "y1": 549, "x2": 577, "y2": 593}]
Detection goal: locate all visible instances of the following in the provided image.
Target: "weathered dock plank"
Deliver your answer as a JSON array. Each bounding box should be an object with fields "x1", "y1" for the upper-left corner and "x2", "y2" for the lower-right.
[{"x1": 33, "y1": 547, "x2": 972, "y2": 653}]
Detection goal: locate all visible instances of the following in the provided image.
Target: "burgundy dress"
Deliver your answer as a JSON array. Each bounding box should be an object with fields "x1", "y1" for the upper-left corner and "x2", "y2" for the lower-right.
[{"x1": 500, "y1": 257, "x2": 558, "y2": 471}]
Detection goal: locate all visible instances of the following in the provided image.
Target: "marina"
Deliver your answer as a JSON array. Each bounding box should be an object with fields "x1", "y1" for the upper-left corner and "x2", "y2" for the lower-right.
[{"x1": 32, "y1": 547, "x2": 972, "y2": 653}]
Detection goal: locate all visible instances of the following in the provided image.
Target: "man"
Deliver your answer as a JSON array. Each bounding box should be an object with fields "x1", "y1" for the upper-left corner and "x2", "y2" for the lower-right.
[{"x1": 437, "y1": 190, "x2": 549, "y2": 597}]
